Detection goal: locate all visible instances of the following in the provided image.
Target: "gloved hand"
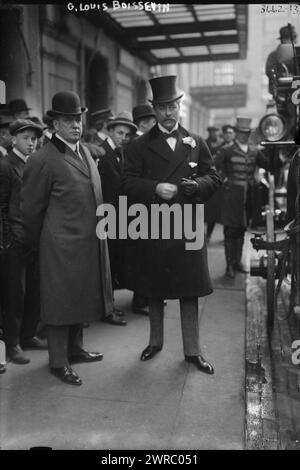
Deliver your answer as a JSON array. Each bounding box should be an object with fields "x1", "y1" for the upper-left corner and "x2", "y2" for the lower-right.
[
  {"x1": 180, "y1": 178, "x2": 199, "y2": 196},
  {"x1": 155, "y1": 183, "x2": 178, "y2": 200}
]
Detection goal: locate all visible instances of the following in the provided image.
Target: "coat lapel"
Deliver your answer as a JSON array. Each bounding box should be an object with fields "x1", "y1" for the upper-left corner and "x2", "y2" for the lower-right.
[
  {"x1": 64, "y1": 145, "x2": 90, "y2": 178},
  {"x1": 9, "y1": 151, "x2": 25, "y2": 180},
  {"x1": 80, "y1": 144, "x2": 103, "y2": 206}
]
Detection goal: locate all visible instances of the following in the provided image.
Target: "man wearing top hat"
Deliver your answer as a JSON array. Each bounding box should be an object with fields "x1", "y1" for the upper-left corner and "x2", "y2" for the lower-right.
[
  {"x1": 0, "y1": 119, "x2": 45, "y2": 365},
  {"x1": 21, "y1": 91, "x2": 114, "y2": 385},
  {"x1": 97, "y1": 112, "x2": 137, "y2": 325},
  {"x1": 214, "y1": 117, "x2": 269, "y2": 279},
  {"x1": 123, "y1": 75, "x2": 221, "y2": 373}
]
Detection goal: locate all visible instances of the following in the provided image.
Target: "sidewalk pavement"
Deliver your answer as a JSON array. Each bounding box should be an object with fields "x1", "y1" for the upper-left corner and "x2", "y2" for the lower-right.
[{"x1": 0, "y1": 224, "x2": 246, "y2": 450}]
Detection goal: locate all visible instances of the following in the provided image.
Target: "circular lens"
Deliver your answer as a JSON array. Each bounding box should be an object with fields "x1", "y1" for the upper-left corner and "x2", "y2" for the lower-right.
[{"x1": 259, "y1": 114, "x2": 286, "y2": 142}]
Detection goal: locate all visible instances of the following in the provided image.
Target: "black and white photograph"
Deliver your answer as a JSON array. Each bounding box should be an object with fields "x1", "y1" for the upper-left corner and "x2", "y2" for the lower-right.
[{"x1": 0, "y1": 1, "x2": 300, "y2": 452}]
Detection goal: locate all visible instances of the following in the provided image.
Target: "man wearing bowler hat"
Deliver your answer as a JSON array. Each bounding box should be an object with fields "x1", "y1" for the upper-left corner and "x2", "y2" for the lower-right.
[
  {"x1": 9, "y1": 99, "x2": 31, "y2": 120},
  {"x1": 123, "y1": 75, "x2": 221, "y2": 373},
  {"x1": 21, "y1": 91, "x2": 114, "y2": 385},
  {"x1": 205, "y1": 126, "x2": 223, "y2": 156},
  {"x1": 132, "y1": 104, "x2": 156, "y2": 138},
  {"x1": 86, "y1": 108, "x2": 114, "y2": 146},
  {"x1": 214, "y1": 117, "x2": 269, "y2": 279}
]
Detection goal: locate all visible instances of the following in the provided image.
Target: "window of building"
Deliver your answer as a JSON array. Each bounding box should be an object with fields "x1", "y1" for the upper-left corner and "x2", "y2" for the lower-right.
[{"x1": 214, "y1": 63, "x2": 234, "y2": 86}]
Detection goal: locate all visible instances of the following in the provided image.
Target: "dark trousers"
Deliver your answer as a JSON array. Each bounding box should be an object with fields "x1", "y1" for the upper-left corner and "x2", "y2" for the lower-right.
[
  {"x1": 0, "y1": 245, "x2": 40, "y2": 347},
  {"x1": 148, "y1": 297, "x2": 200, "y2": 356},
  {"x1": 47, "y1": 324, "x2": 83, "y2": 368}
]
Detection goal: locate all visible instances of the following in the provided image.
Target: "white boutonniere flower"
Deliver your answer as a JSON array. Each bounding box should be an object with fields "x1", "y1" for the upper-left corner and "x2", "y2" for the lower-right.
[
  {"x1": 188, "y1": 162, "x2": 197, "y2": 169},
  {"x1": 182, "y1": 136, "x2": 196, "y2": 148}
]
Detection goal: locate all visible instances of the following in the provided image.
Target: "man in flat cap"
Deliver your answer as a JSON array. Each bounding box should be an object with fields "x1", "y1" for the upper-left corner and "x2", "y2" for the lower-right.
[
  {"x1": 123, "y1": 75, "x2": 222, "y2": 373},
  {"x1": 0, "y1": 119, "x2": 45, "y2": 366},
  {"x1": 21, "y1": 91, "x2": 114, "y2": 385},
  {"x1": 97, "y1": 112, "x2": 138, "y2": 325}
]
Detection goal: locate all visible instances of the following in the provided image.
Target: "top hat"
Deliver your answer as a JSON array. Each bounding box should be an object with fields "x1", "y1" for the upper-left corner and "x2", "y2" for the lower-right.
[
  {"x1": 278, "y1": 24, "x2": 297, "y2": 40},
  {"x1": 0, "y1": 114, "x2": 12, "y2": 128},
  {"x1": 9, "y1": 99, "x2": 31, "y2": 115},
  {"x1": 132, "y1": 104, "x2": 155, "y2": 124},
  {"x1": 90, "y1": 108, "x2": 113, "y2": 120},
  {"x1": 9, "y1": 119, "x2": 43, "y2": 138},
  {"x1": 234, "y1": 116, "x2": 252, "y2": 133},
  {"x1": 46, "y1": 91, "x2": 88, "y2": 117},
  {"x1": 148, "y1": 75, "x2": 183, "y2": 104},
  {"x1": 207, "y1": 126, "x2": 219, "y2": 132},
  {"x1": 222, "y1": 124, "x2": 234, "y2": 133},
  {"x1": 107, "y1": 111, "x2": 137, "y2": 132}
]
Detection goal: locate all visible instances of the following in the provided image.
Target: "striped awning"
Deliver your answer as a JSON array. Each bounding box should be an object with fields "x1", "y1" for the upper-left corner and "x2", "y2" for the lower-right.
[{"x1": 80, "y1": 3, "x2": 248, "y2": 65}]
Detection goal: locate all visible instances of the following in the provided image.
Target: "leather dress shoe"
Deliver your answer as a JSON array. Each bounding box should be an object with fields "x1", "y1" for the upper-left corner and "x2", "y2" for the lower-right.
[
  {"x1": 233, "y1": 262, "x2": 248, "y2": 273},
  {"x1": 69, "y1": 350, "x2": 103, "y2": 364},
  {"x1": 132, "y1": 306, "x2": 149, "y2": 316},
  {"x1": 50, "y1": 366, "x2": 82, "y2": 385},
  {"x1": 21, "y1": 336, "x2": 48, "y2": 350},
  {"x1": 114, "y1": 308, "x2": 125, "y2": 317},
  {"x1": 185, "y1": 355, "x2": 214, "y2": 375},
  {"x1": 7, "y1": 345, "x2": 30, "y2": 364},
  {"x1": 0, "y1": 363, "x2": 7, "y2": 374},
  {"x1": 103, "y1": 313, "x2": 127, "y2": 326},
  {"x1": 140, "y1": 345, "x2": 163, "y2": 361}
]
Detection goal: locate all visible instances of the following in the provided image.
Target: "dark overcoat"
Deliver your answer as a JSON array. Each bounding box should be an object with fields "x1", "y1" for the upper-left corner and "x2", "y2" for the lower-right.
[
  {"x1": 97, "y1": 140, "x2": 125, "y2": 289},
  {"x1": 122, "y1": 123, "x2": 222, "y2": 299},
  {"x1": 21, "y1": 134, "x2": 114, "y2": 325},
  {"x1": 214, "y1": 141, "x2": 269, "y2": 228}
]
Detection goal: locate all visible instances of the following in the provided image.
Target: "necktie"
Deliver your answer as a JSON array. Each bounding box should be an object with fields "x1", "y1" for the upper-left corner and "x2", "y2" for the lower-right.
[{"x1": 161, "y1": 130, "x2": 179, "y2": 139}]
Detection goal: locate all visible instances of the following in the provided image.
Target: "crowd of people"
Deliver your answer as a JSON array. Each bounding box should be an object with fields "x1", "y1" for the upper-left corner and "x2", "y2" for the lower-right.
[{"x1": 0, "y1": 74, "x2": 272, "y2": 383}]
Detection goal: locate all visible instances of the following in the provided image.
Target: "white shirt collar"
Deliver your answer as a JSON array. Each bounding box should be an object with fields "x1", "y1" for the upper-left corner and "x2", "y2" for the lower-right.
[
  {"x1": 0, "y1": 145, "x2": 8, "y2": 156},
  {"x1": 44, "y1": 130, "x2": 53, "y2": 140},
  {"x1": 236, "y1": 140, "x2": 248, "y2": 153},
  {"x1": 13, "y1": 147, "x2": 28, "y2": 162},
  {"x1": 136, "y1": 129, "x2": 143, "y2": 136},
  {"x1": 56, "y1": 133, "x2": 79, "y2": 153},
  {"x1": 158, "y1": 122, "x2": 179, "y2": 134},
  {"x1": 97, "y1": 131, "x2": 107, "y2": 141},
  {"x1": 106, "y1": 136, "x2": 116, "y2": 150}
]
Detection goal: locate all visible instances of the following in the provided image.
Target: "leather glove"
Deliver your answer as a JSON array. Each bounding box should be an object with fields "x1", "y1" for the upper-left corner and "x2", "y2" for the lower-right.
[{"x1": 180, "y1": 178, "x2": 199, "y2": 196}]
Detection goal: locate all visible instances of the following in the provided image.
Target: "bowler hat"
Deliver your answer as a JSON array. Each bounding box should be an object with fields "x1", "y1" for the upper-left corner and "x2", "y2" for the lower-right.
[
  {"x1": 9, "y1": 99, "x2": 31, "y2": 115},
  {"x1": 0, "y1": 115, "x2": 12, "y2": 128},
  {"x1": 132, "y1": 104, "x2": 155, "y2": 124},
  {"x1": 107, "y1": 111, "x2": 137, "y2": 132},
  {"x1": 234, "y1": 116, "x2": 252, "y2": 133},
  {"x1": 278, "y1": 24, "x2": 297, "y2": 40},
  {"x1": 91, "y1": 108, "x2": 113, "y2": 120},
  {"x1": 42, "y1": 114, "x2": 53, "y2": 128},
  {"x1": 47, "y1": 91, "x2": 88, "y2": 117},
  {"x1": 207, "y1": 126, "x2": 219, "y2": 132},
  {"x1": 9, "y1": 119, "x2": 43, "y2": 138},
  {"x1": 222, "y1": 124, "x2": 234, "y2": 133},
  {"x1": 148, "y1": 75, "x2": 183, "y2": 104}
]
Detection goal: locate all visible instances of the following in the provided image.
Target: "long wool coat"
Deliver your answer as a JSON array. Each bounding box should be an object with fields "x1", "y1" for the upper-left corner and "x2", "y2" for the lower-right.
[
  {"x1": 214, "y1": 141, "x2": 269, "y2": 228},
  {"x1": 21, "y1": 134, "x2": 114, "y2": 325},
  {"x1": 122, "y1": 123, "x2": 222, "y2": 299}
]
